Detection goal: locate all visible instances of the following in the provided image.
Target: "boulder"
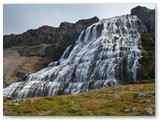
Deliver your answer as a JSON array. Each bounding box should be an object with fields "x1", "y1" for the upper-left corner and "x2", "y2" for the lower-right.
[
  {"x1": 121, "y1": 107, "x2": 136, "y2": 113},
  {"x1": 143, "y1": 108, "x2": 153, "y2": 115}
]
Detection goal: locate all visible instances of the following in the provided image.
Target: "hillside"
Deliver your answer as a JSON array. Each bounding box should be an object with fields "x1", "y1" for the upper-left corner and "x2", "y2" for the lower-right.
[
  {"x1": 3, "y1": 80, "x2": 155, "y2": 116},
  {"x1": 3, "y1": 16, "x2": 99, "y2": 87}
]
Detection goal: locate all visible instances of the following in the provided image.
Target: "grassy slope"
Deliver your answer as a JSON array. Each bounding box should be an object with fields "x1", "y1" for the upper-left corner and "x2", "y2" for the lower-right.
[{"x1": 3, "y1": 80, "x2": 155, "y2": 116}]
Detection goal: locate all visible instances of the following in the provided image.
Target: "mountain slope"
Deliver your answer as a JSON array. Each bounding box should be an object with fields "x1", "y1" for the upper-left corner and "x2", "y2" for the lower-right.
[
  {"x1": 3, "y1": 17, "x2": 99, "y2": 87},
  {"x1": 3, "y1": 80, "x2": 155, "y2": 116}
]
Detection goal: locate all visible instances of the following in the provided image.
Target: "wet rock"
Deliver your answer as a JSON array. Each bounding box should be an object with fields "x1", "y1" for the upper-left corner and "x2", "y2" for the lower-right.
[
  {"x1": 143, "y1": 108, "x2": 153, "y2": 115},
  {"x1": 48, "y1": 61, "x2": 60, "y2": 67}
]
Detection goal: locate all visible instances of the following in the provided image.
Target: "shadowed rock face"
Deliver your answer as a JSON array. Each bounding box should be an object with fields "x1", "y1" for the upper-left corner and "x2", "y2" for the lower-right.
[
  {"x1": 139, "y1": 33, "x2": 155, "y2": 80},
  {"x1": 131, "y1": 6, "x2": 155, "y2": 80},
  {"x1": 131, "y1": 6, "x2": 155, "y2": 32}
]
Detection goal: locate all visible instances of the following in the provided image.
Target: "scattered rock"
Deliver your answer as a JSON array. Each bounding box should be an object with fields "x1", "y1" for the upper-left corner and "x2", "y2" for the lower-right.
[
  {"x1": 121, "y1": 107, "x2": 136, "y2": 113},
  {"x1": 134, "y1": 92, "x2": 155, "y2": 98},
  {"x1": 143, "y1": 108, "x2": 153, "y2": 115},
  {"x1": 143, "y1": 100, "x2": 151, "y2": 104},
  {"x1": 14, "y1": 103, "x2": 19, "y2": 106}
]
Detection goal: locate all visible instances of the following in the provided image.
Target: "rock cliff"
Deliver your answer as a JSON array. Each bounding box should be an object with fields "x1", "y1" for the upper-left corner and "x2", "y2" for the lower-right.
[
  {"x1": 131, "y1": 6, "x2": 155, "y2": 32},
  {"x1": 3, "y1": 16, "x2": 99, "y2": 87}
]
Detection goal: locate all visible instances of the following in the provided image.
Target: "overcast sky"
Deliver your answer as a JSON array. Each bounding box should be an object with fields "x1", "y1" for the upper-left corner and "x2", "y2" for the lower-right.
[{"x1": 3, "y1": 3, "x2": 155, "y2": 35}]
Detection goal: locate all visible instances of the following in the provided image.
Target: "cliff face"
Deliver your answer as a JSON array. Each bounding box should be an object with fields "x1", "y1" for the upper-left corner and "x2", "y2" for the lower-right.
[
  {"x1": 3, "y1": 16, "x2": 99, "y2": 49},
  {"x1": 4, "y1": 16, "x2": 99, "y2": 63},
  {"x1": 131, "y1": 6, "x2": 155, "y2": 32},
  {"x1": 131, "y1": 6, "x2": 155, "y2": 80},
  {"x1": 139, "y1": 33, "x2": 155, "y2": 79},
  {"x1": 3, "y1": 16, "x2": 99, "y2": 87}
]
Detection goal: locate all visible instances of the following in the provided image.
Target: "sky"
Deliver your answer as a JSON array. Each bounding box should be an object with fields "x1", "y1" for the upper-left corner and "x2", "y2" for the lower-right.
[{"x1": 3, "y1": 3, "x2": 155, "y2": 35}]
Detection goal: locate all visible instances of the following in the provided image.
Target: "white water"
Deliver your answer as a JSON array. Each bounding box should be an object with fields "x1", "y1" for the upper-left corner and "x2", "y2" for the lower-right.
[{"x1": 3, "y1": 15, "x2": 147, "y2": 99}]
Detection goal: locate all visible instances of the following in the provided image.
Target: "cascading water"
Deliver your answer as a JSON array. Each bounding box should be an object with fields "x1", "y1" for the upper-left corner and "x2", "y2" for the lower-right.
[{"x1": 3, "y1": 15, "x2": 147, "y2": 99}]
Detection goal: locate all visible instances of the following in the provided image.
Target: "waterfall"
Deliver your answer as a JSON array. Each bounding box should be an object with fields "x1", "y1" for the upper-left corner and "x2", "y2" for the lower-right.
[
  {"x1": 3, "y1": 15, "x2": 147, "y2": 99},
  {"x1": 60, "y1": 45, "x2": 72, "y2": 61}
]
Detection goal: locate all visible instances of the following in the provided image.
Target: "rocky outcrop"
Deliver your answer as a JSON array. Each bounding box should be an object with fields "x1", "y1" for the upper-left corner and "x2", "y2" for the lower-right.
[
  {"x1": 16, "y1": 72, "x2": 29, "y2": 80},
  {"x1": 3, "y1": 16, "x2": 99, "y2": 49},
  {"x1": 131, "y1": 6, "x2": 155, "y2": 32},
  {"x1": 17, "y1": 44, "x2": 66, "y2": 61}
]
